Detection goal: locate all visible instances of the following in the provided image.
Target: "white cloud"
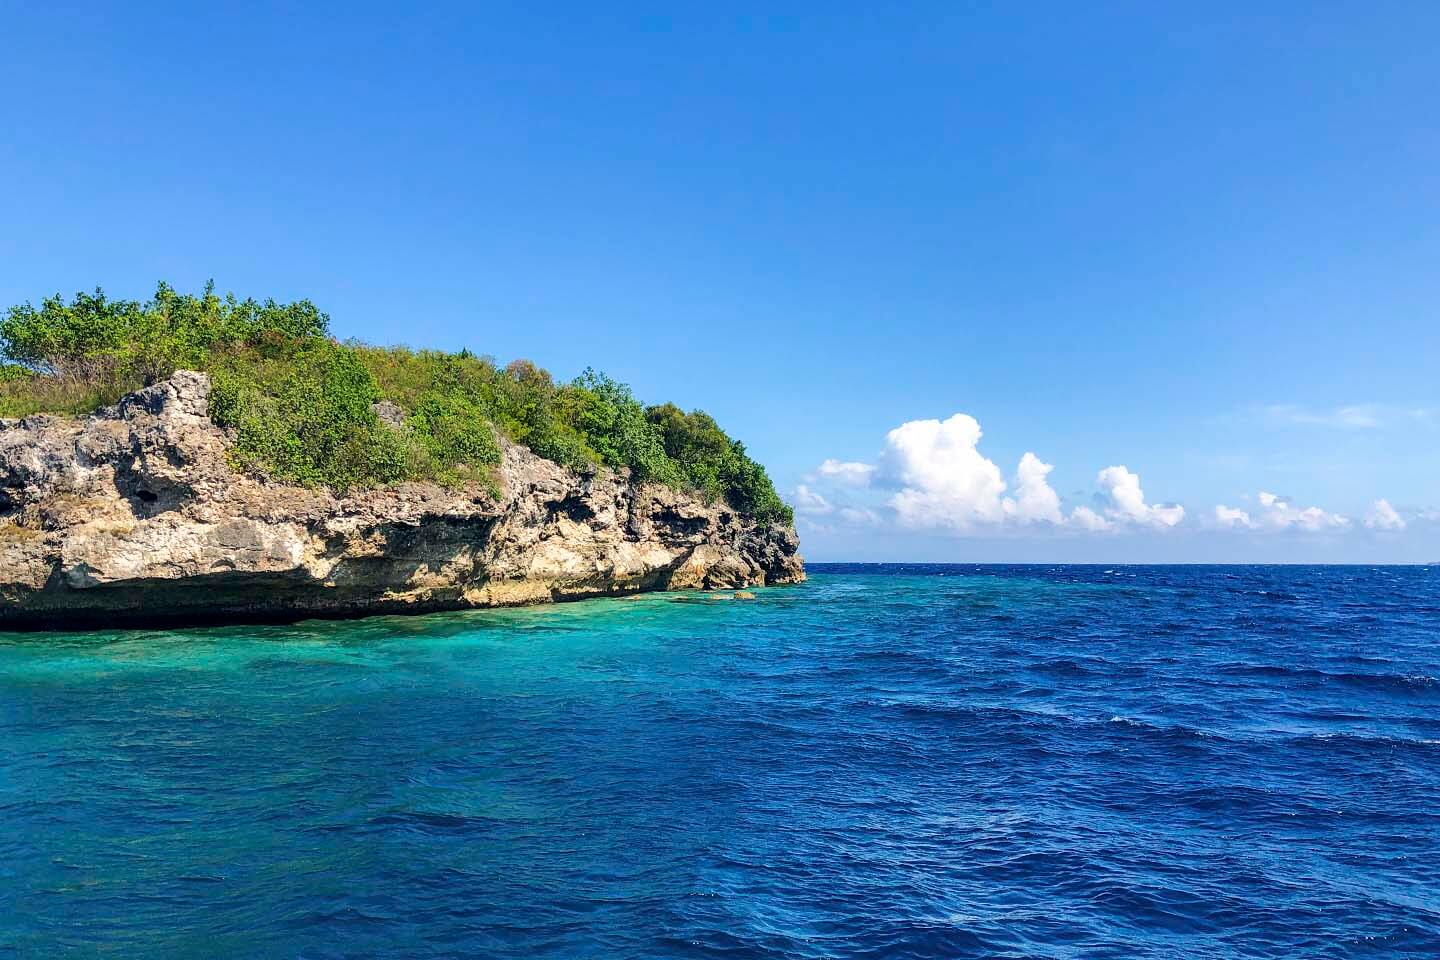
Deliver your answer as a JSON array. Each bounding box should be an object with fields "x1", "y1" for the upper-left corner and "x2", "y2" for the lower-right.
[
  {"x1": 816, "y1": 459, "x2": 876, "y2": 486},
  {"x1": 793, "y1": 476, "x2": 886, "y2": 528},
  {"x1": 878, "y1": 414, "x2": 1067, "y2": 531},
  {"x1": 1095, "y1": 466, "x2": 1185, "y2": 528},
  {"x1": 1259, "y1": 491, "x2": 1350, "y2": 531},
  {"x1": 792, "y1": 484, "x2": 833, "y2": 515},
  {"x1": 1213, "y1": 505, "x2": 1252, "y2": 528},
  {"x1": 1004, "y1": 452, "x2": 1064, "y2": 524},
  {"x1": 1264, "y1": 404, "x2": 1383, "y2": 429},
  {"x1": 1365, "y1": 499, "x2": 1406, "y2": 531},
  {"x1": 807, "y1": 413, "x2": 1179, "y2": 536},
  {"x1": 1069, "y1": 506, "x2": 1111, "y2": 531},
  {"x1": 1262, "y1": 403, "x2": 1437, "y2": 431},
  {"x1": 880, "y1": 414, "x2": 1009, "y2": 530},
  {"x1": 838, "y1": 506, "x2": 881, "y2": 526},
  {"x1": 1214, "y1": 491, "x2": 1350, "y2": 532}
]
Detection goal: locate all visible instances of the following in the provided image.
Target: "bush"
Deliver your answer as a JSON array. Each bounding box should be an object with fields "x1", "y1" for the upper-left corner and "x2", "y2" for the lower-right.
[
  {"x1": 560, "y1": 370, "x2": 682, "y2": 484},
  {"x1": 1, "y1": 283, "x2": 793, "y2": 524},
  {"x1": 353, "y1": 346, "x2": 583, "y2": 473},
  {"x1": 645, "y1": 402, "x2": 793, "y2": 526},
  {"x1": 717, "y1": 444, "x2": 794, "y2": 527},
  {"x1": 209, "y1": 341, "x2": 408, "y2": 489},
  {"x1": 1, "y1": 289, "x2": 146, "y2": 386},
  {"x1": 0, "y1": 282, "x2": 331, "y2": 389},
  {"x1": 407, "y1": 393, "x2": 502, "y2": 476},
  {"x1": 645, "y1": 403, "x2": 731, "y2": 497}
]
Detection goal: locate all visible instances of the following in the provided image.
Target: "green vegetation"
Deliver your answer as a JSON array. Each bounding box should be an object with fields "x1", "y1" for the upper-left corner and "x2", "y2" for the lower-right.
[
  {"x1": 1, "y1": 283, "x2": 793, "y2": 524},
  {"x1": 206, "y1": 340, "x2": 418, "y2": 489}
]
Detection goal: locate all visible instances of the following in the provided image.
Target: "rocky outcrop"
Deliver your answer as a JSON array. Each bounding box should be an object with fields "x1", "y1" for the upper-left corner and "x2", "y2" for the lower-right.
[{"x1": 0, "y1": 372, "x2": 803, "y2": 628}]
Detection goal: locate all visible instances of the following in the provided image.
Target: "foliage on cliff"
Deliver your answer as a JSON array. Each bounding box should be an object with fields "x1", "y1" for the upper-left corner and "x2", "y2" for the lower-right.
[{"x1": 0, "y1": 284, "x2": 793, "y2": 524}]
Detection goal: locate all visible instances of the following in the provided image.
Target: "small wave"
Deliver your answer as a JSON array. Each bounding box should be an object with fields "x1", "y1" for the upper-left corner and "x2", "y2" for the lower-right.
[
  {"x1": 10, "y1": 563, "x2": 1440, "y2": 958},
  {"x1": 1104, "y1": 715, "x2": 1225, "y2": 744},
  {"x1": 1338, "y1": 672, "x2": 1438, "y2": 694},
  {"x1": 1286, "y1": 732, "x2": 1440, "y2": 752},
  {"x1": 1217, "y1": 663, "x2": 1439, "y2": 694},
  {"x1": 1026, "y1": 658, "x2": 1099, "y2": 678}
]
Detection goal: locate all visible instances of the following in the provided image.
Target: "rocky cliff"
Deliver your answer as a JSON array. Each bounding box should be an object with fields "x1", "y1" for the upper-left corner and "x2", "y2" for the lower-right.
[{"x1": 0, "y1": 372, "x2": 803, "y2": 628}]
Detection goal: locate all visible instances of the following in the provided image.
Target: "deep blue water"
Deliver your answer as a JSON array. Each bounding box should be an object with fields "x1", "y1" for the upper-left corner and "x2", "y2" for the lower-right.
[{"x1": 3, "y1": 564, "x2": 1440, "y2": 959}]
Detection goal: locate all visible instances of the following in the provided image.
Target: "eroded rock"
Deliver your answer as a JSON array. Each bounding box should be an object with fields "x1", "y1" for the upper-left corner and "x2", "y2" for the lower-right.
[{"x1": 0, "y1": 373, "x2": 804, "y2": 628}]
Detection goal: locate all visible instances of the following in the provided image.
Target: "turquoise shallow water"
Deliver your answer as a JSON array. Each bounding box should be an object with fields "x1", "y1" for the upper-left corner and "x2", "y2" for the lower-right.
[{"x1": 3, "y1": 565, "x2": 1439, "y2": 958}]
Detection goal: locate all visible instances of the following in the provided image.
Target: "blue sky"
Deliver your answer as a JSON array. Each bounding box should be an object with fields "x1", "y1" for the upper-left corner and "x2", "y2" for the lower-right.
[{"x1": 3, "y1": 3, "x2": 1436, "y2": 561}]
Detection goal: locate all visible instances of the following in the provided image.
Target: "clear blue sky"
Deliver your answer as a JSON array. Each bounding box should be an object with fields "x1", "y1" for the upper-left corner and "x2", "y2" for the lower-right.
[{"x1": 4, "y1": 2, "x2": 1436, "y2": 561}]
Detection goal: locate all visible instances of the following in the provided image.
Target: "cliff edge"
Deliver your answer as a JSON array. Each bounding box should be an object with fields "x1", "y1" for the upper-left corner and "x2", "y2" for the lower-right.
[{"x1": 0, "y1": 372, "x2": 804, "y2": 628}]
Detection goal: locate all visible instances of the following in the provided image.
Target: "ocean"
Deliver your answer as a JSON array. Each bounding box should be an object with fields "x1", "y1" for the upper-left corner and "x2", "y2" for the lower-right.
[{"x1": 3, "y1": 564, "x2": 1438, "y2": 958}]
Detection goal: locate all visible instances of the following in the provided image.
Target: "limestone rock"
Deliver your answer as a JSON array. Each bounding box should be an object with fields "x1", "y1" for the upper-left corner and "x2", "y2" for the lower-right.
[{"x1": 0, "y1": 373, "x2": 804, "y2": 628}]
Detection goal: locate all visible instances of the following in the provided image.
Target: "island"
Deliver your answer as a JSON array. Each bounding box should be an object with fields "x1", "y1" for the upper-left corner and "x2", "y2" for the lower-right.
[{"x1": 0, "y1": 285, "x2": 803, "y2": 628}]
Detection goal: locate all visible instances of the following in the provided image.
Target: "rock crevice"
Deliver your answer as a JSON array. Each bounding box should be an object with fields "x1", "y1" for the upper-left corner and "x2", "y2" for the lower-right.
[{"x1": 0, "y1": 372, "x2": 804, "y2": 628}]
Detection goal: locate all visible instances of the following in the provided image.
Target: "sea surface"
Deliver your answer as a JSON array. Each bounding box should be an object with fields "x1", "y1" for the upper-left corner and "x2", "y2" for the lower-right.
[{"x1": 3, "y1": 565, "x2": 1439, "y2": 959}]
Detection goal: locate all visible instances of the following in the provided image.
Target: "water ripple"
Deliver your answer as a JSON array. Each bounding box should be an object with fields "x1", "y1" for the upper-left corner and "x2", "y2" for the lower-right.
[{"x1": 2, "y1": 564, "x2": 1439, "y2": 958}]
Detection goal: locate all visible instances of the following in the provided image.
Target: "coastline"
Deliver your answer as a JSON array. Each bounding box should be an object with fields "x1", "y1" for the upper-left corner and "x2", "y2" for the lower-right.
[{"x1": 1, "y1": 373, "x2": 803, "y2": 630}]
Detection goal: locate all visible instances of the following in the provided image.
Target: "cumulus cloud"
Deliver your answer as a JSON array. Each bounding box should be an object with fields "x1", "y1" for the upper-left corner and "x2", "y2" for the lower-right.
[
  {"x1": 1213, "y1": 505, "x2": 1252, "y2": 528},
  {"x1": 792, "y1": 484, "x2": 832, "y2": 515},
  {"x1": 880, "y1": 414, "x2": 1010, "y2": 530},
  {"x1": 1069, "y1": 506, "x2": 1111, "y2": 531},
  {"x1": 816, "y1": 459, "x2": 876, "y2": 486},
  {"x1": 1257, "y1": 491, "x2": 1350, "y2": 531},
  {"x1": 1365, "y1": 499, "x2": 1406, "y2": 531},
  {"x1": 877, "y1": 413, "x2": 1063, "y2": 531},
  {"x1": 1095, "y1": 466, "x2": 1185, "y2": 528},
  {"x1": 806, "y1": 413, "x2": 1186, "y2": 535},
  {"x1": 838, "y1": 506, "x2": 881, "y2": 526},
  {"x1": 1214, "y1": 491, "x2": 1350, "y2": 532},
  {"x1": 806, "y1": 413, "x2": 1411, "y2": 543},
  {"x1": 1005, "y1": 452, "x2": 1064, "y2": 524}
]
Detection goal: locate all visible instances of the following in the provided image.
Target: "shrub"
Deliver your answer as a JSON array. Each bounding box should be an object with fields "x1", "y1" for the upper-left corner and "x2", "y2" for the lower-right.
[
  {"x1": 0, "y1": 282, "x2": 332, "y2": 390},
  {"x1": 0, "y1": 289, "x2": 147, "y2": 384},
  {"x1": 2, "y1": 284, "x2": 793, "y2": 524},
  {"x1": 645, "y1": 402, "x2": 794, "y2": 526},
  {"x1": 716, "y1": 443, "x2": 794, "y2": 527},
  {"x1": 560, "y1": 369, "x2": 681, "y2": 484},
  {"x1": 210, "y1": 341, "x2": 407, "y2": 489},
  {"x1": 645, "y1": 403, "x2": 730, "y2": 497},
  {"x1": 407, "y1": 393, "x2": 502, "y2": 477}
]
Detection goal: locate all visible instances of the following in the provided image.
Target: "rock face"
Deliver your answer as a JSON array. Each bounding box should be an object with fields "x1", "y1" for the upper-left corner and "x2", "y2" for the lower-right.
[{"x1": 0, "y1": 372, "x2": 803, "y2": 628}]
